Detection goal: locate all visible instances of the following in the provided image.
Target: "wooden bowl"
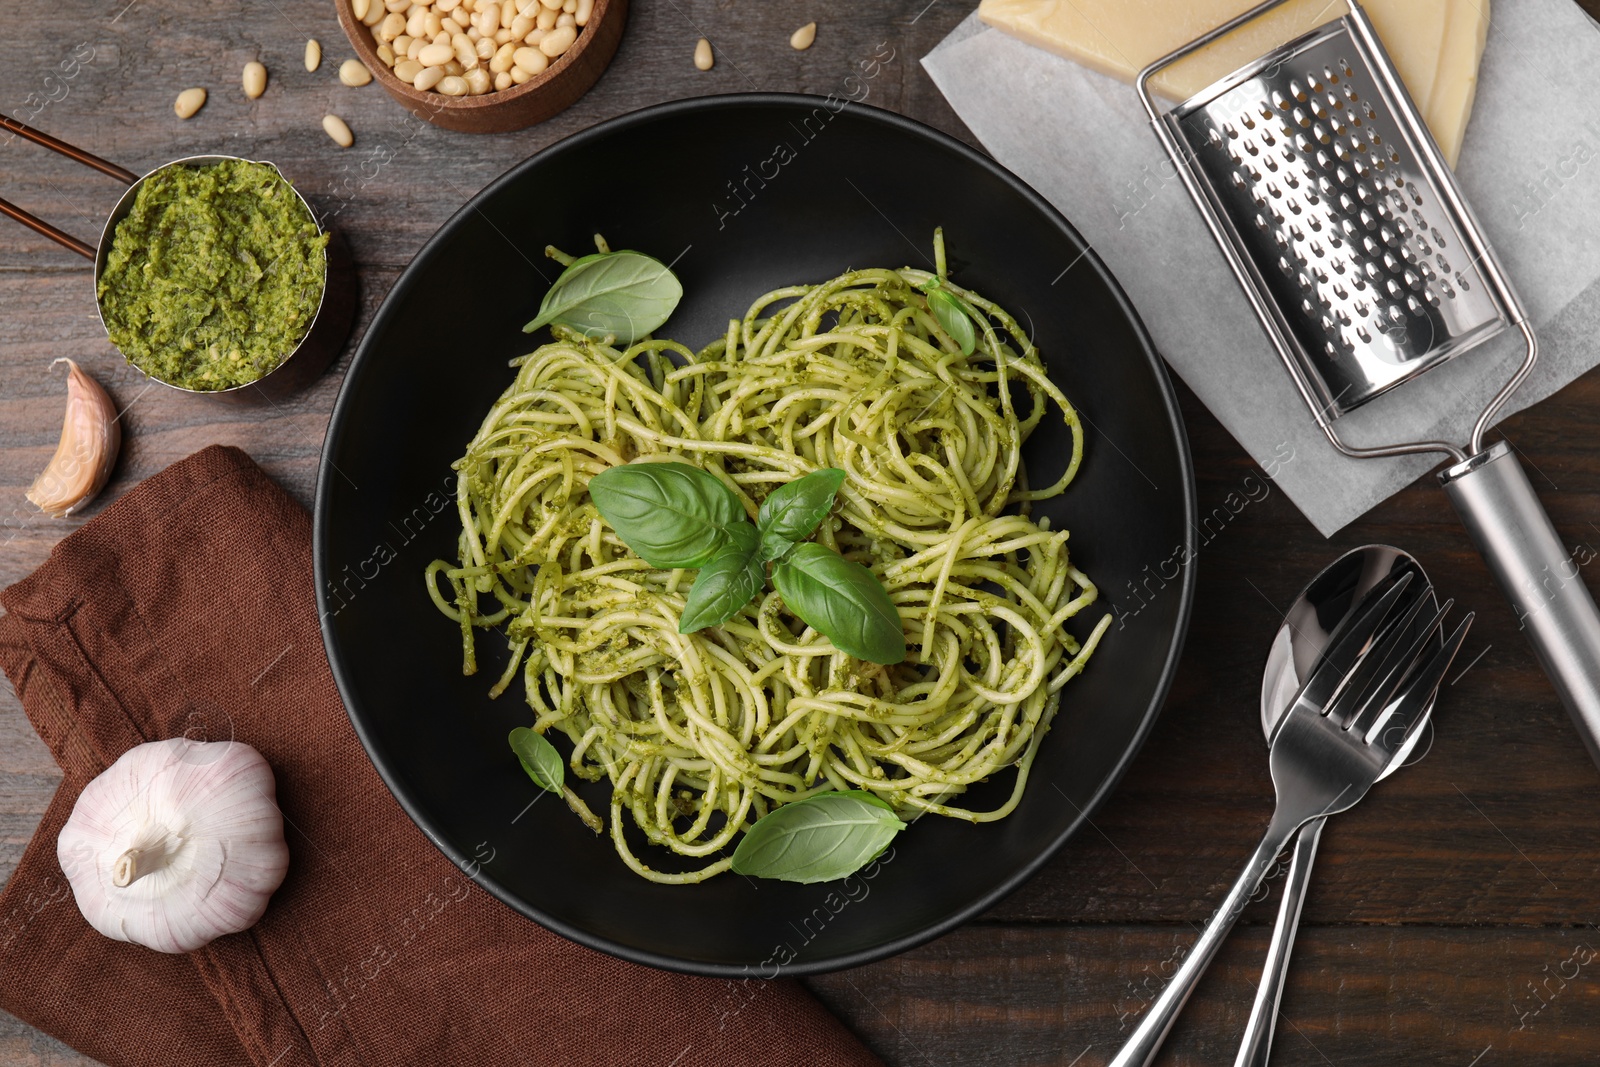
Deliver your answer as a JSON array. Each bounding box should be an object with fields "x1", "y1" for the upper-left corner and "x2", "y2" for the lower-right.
[{"x1": 334, "y1": 0, "x2": 627, "y2": 134}]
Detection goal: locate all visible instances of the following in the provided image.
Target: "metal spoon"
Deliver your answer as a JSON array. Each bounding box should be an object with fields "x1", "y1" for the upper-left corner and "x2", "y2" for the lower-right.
[{"x1": 1234, "y1": 545, "x2": 1437, "y2": 1067}]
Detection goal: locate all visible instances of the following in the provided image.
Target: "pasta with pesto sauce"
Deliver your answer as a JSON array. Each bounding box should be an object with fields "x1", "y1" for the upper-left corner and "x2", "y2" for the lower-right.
[{"x1": 426, "y1": 245, "x2": 1110, "y2": 883}]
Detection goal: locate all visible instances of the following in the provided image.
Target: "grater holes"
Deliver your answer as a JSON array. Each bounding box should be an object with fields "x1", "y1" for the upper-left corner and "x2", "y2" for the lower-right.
[
  {"x1": 1425, "y1": 288, "x2": 1442, "y2": 307},
  {"x1": 1455, "y1": 271, "x2": 1470, "y2": 291},
  {"x1": 1380, "y1": 227, "x2": 1398, "y2": 249},
  {"x1": 1387, "y1": 278, "x2": 1404, "y2": 299},
  {"x1": 1406, "y1": 294, "x2": 1425, "y2": 316},
  {"x1": 1337, "y1": 164, "x2": 1355, "y2": 186},
  {"x1": 1293, "y1": 107, "x2": 1312, "y2": 128},
  {"x1": 1440, "y1": 280, "x2": 1456, "y2": 299},
  {"x1": 1357, "y1": 183, "x2": 1376, "y2": 205},
  {"x1": 1324, "y1": 65, "x2": 1341, "y2": 84},
  {"x1": 1311, "y1": 97, "x2": 1329, "y2": 120},
  {"x1": 1314, "y1": 123, "x2": 1333, "y2": 145},
  {"x1": 1241, "y1": 111, "x2": 1257, "y2": 130},
  {"x1": 1363, "y1": 235, "x2": 1380, "y2": 255},
  {"x1": 1359, "y1": 208, "x2": 1377, "y2": 230},
  {"x1": 1404, "y1": 269, "x2": 1422, "y2": 290},
  {"x1": 1356, "y1": 324, "x2": 1371, "y2": 343},
  {"x1": 1279, "y1": 255, "x2": 1296, "y2": 277},
  {"x1": 1431, "y1": 227, "x2": 1447, "y2": 248},
  {"x1": 1352, "y1": 156, "x2": 1369, "y2": 176},
  {"x1": 1382, "y1": 251, "x2": 1400, "y2": 272},
  {"x1": 1272, "y1": 89, "x2": 1291, "y2": 110},
  {"x1": 1295, "y1": 133, "x2": 1315, "y2": 152}
]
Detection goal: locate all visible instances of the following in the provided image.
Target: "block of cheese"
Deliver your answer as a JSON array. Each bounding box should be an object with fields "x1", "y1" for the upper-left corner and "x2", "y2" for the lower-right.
[{"x1": 977, "y1": 0, "x2": 1490, "y2": 166}]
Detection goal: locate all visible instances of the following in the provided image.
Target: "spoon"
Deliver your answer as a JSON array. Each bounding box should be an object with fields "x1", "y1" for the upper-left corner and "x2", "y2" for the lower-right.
[{"x1": 1234, "y1": 544, "x2": 1437, "y2": 1067}]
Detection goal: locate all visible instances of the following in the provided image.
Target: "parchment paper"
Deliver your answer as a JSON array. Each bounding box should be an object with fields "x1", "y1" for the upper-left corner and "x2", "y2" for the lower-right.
[{"x1": 923, "y1": 0, "x2": 1600, "y2": 535}]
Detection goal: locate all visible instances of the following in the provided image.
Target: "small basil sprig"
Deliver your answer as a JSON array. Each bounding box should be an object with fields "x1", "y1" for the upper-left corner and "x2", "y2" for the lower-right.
[
  {"x1": 920, "y1": 278, "x2": 977, "y2": 356},
  {"x1": 508, "y1": 726, "x2": 563, "y2": 794},
  {"x1": 523, "y1": 249, "x2": 683, "y2": 343},
  {"x1": 730, "y1": 790, "x2": 905, "y2": 883},
  {"x1": 588, "y1": 461, "x2": 905, "y2": 663}
]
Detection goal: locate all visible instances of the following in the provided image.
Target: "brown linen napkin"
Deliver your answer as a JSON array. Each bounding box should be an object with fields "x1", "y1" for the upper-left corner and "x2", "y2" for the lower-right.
[{"x1": 0, "y1": 445, "x2": 881, "y2": 1067}]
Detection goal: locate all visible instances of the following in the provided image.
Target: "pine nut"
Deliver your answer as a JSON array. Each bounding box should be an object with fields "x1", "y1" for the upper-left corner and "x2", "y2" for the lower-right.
[
  {"x1": 437, "y1": 74, "x2": 469, "y2": 95},
  {"x1": 323, "y1": 113, "x2": 354, "y2": 147},
  {"x1": 490, "y1": 42, "x2": 515, "y2": 71},
  {"x1": 174, "y1": 87, "x2": 207, "y2": 119},
  {"x1": 395, "y1": 58, "x2": 423, "y2": 80},
  {"x1": 384, "y1": 0, "x2": 408, "y2": 11},
  {"x1": 790, "y1": 22, "x2": 816, "y2": 50},
  {"x1": 500, "y1": 0, "x2": 516, "y2": 28},
  {"x1": 465, "y1": 67, "x2": 492, "y2": 94},
  {"x1": 510, "y1": 65, "x2": 531, "y2": 83},
  {"x1": 524, "y1": 27, "x2": 545, "y2": 44},
  {"x1": 562, "y1": 0, "x2": 575, "y2": 12},
  {"x1": 353, "y1": 0, "x2": 371, "y2": 19},
  {"x1": 511, "y1": 13, "x2": 533, "y2": 35},
  {"x1": 477, "y1": 35, "x2": 496, "y2": 57},
  {"x1": 305, "y1": 39, "x2": 323, "y2": 71},
  {"x1": 362, "y1": 1, "x2": 385, "y2": 25},
  {"x1": 441, "y1": 15, "x2": 464, "y2": 33},
  {"x1": 394, "y1": 34, "x2": 414, "y2": 54},
  {"x1": 574, "y1": 0, "x2": 591, "y2": 26},
  {"x1": 379, "y1": 12, "x2": 405, "y2": 39},
  {"x1": 406, "y1": 7, "x2": 427, "y2": 36},
  {"x1": 413, "y1": 64, "x2": 446, "y2": 90},
  {"x1": 377, "y1": 43, "x2": 396, "y2": 64},
  {"x1": 437, "y1": 0, "x2": 459, "y2": 9},
  {"x1": 408, "y1": 38, "x2": 425, "y2": 58},
  {"x1": 494, "y1": 27, "x2": 512, "y2": 43},
  {"x1": 536, "y1": 6, "x2": 557, "y2": 29},
  {"x1": 512, "y1": 46, "x2": 548, "y2": 74},
  {"x1": 443, "y1": 59, "x2": 465, "y2": 74},
  {"x1": 693, "y1": 38, "x2": 712, "y2": 71},
  {"x1": 494, "y1": 70, "x2": 512, "y2": 89},
  {"x1": 242, "y1": 61, "x2": 267, "y2": 98},
  {"x1": 418, "y1": 41, "x2": 453, "y2": 65},
  {"x1": 340, "y1": 59, "x2": 373, "y2": 86},
  {"x1": 539, "y1": 0, "x2": 561, "y2": 8},
  {"x1": 556, "y1": 12, "x2": 574, "y2": 28},
  {"x1": 539, "y1": 24, "x2": 575, "y2": 55}
]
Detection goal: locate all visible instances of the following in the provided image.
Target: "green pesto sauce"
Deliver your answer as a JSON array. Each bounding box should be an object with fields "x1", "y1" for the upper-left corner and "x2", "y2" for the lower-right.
[{"x1": 97, "y1": 159, "x2": 328, "y2": 391}]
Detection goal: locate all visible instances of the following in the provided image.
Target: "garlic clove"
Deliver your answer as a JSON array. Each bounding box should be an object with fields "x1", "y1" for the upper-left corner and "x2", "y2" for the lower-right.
[
  {"x1": 57, "y1": 738, "x2": 290, "y2": 954},
  {"x1": 26, "y1": 358, "x2": 121, "y2": 519}
]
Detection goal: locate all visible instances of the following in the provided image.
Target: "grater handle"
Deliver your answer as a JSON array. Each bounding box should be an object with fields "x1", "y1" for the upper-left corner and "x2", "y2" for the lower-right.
[{"x1": 1441, "y1": 443, "x2": 1600, "y2": 769}]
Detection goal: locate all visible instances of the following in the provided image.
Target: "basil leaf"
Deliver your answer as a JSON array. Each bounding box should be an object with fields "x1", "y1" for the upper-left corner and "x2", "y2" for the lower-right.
[
  {"x1": 926, "y1": 285, "x2": 976, "y2": 356},
  {"x1": 771, "y1": 542, "x2": 906, "y2": 664},
  {"x1": 589, "y1": 461, "x2": 743, "y2": 569},
  {"x1": 730, "y1": 791, "x2": 905, "y2": 883},
  {"x1": 522, "y1": 250, "x2": 683, "y2": 344},
  {"x1": 757, "y1": 467, "x2": 847, "y2": 562},
  {"x1": 508, "y1": 726, "x2": 563, "y2": 795},
  {"x1": 679, "y1": 523, "x2": 764, "y2": 633}
]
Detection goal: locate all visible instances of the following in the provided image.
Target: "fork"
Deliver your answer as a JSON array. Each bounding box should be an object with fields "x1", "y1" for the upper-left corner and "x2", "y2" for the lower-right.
[{"x1": 1107, "y1": 572, "x2": 1472, "y2": 1067}]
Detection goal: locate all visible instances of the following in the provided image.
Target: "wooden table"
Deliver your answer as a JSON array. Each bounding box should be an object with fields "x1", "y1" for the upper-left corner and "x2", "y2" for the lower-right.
[{"x1": 5, "y1": 1, "x2": 1600, "y2": 1063}]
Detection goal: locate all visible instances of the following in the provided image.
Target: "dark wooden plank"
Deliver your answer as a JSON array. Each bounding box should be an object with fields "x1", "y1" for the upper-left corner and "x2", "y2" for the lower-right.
[{"x1": 810, "y1": 923, "x2": 1600, "y2": 1067}]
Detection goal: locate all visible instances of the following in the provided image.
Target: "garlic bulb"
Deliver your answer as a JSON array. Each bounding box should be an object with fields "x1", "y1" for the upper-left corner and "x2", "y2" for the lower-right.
[
  {"x1": 26, "y1": 358, "x2": 121, "y2": 518},
  {"x1": 57, "y1": 739, "x2": 290, "y2": 953}
]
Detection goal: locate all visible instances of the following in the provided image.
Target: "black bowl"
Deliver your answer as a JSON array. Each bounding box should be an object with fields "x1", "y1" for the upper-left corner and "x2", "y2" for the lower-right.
[{"x1": 315, "y1": 93, "x2": 1196, "y2": 977}]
